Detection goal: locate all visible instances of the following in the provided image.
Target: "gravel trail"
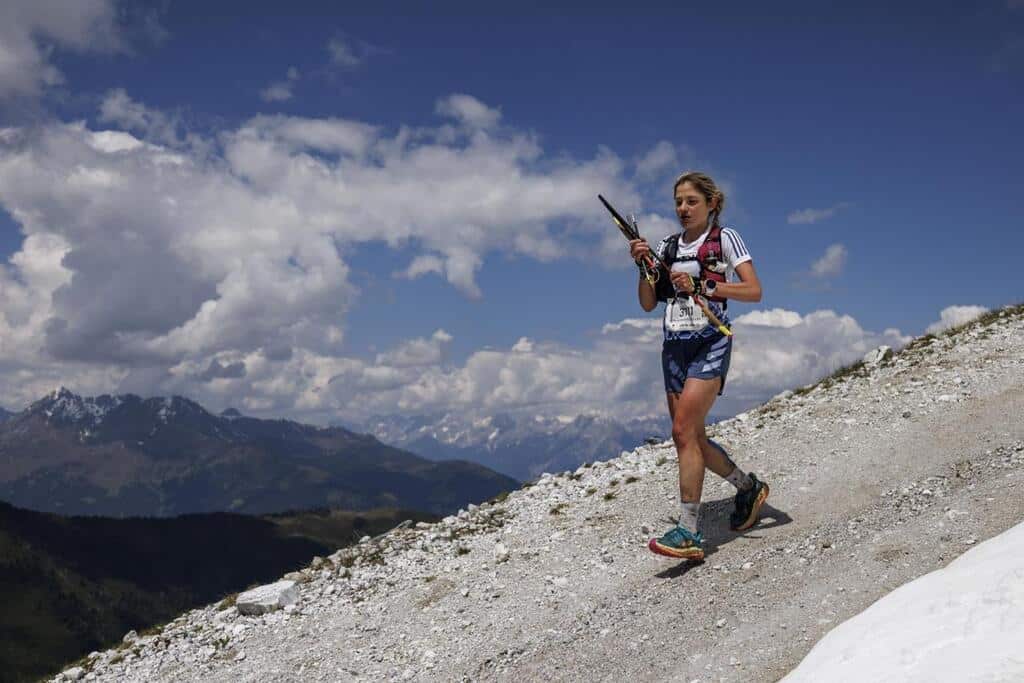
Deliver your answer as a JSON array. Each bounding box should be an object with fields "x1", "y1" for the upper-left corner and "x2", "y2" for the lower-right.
[{"x1": 54, "y1": 307, "x2": 1024, "y2": 683}]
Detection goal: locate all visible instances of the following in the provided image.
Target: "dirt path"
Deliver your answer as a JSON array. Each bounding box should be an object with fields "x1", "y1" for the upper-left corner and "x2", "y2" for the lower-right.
[{"x1": 511, "y1": 383, "x2": 1024, "y2": 682}]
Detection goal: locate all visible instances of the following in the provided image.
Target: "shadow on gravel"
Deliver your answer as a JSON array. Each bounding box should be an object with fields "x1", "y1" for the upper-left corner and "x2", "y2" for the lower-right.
[
  {"x1": 653, "y1": 497, "x2": 794, "y2": 579},
  {"x1": 654, "y1": 558, "x2": 705, "y2": 579}
]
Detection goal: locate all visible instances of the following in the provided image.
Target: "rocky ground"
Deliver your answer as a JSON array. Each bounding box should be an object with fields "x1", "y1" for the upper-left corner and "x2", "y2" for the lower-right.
[{"x1": 52, "y1": 306, "x2": 1024, "y2": 683}]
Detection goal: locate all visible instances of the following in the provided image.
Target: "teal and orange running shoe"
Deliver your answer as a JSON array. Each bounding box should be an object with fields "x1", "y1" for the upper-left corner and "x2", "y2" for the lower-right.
[{"x1": 648, "y1": 525, "x2": 704, "y2": 561}]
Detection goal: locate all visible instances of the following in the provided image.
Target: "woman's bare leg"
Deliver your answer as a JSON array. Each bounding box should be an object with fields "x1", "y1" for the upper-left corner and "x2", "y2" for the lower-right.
[
  {"x1": 666, "y1": 379, "x2": 739, "y2": 480},
  {"x1": 666, "y1": 377, "x2": 722, "y2": 503},
  {"x1": 699, "y1": 428, "x2": 736, "y2": 478}
]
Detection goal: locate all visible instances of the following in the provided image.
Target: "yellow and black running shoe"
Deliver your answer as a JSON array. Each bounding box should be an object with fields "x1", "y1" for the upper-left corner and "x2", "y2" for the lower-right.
[{"x1": 729, "y1": 473, "x2": 769, "y2": 531}]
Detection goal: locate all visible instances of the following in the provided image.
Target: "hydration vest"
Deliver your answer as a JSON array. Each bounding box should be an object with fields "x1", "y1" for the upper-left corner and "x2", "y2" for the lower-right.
[{"x1": 654, "y1": 225, "x2": 729, "y2": 307}]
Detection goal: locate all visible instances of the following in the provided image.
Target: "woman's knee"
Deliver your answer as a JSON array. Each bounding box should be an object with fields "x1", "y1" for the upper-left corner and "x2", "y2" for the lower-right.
[{"x1": 671, "y1": 421, "x2": 701, "y2": 449}]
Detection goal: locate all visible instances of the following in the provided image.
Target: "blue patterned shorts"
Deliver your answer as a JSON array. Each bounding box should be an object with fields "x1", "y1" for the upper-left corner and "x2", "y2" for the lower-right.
[{"x1": 661, "y1": 333, "x2": 732, "y2": 395}]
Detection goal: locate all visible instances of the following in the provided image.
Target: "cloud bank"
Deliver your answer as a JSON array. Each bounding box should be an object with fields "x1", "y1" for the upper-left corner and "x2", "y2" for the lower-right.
[
  {"x1": 0, "y1": 90, "x2": 949, "y2": 428},
  {"x1": 0, "y1": 91, "x2": 647, "y2": 412}
]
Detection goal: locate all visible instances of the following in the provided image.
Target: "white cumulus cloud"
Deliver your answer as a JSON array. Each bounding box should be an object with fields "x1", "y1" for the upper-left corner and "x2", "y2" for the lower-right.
[
  {"x1": 925, "y1": 305, "x2": 988, "y2": 334},
  {"x1": 0, "y1": 0, "x2": 124, "y2": 98},
  {"x1": 729, "y1": 309, "x2": 912, "y2": 403},
  {"x1": 635, "y1": 141, "x2": 678, "y2": 179},
  {"x1": 0, "y1": 91, "x2": 638, "y2": 413},
  {"x1": 99, "y1": 89, "x2": 182, "y2": 147},
  {"x1": 308, "y1": 307, "x2": 914, "y2": 424},
  {"x1": 811, "y1": 243, "x2": 847, "y2": 278},
  {"x1": 435, "y1": 94, "x2": 502, "y2": 131}
]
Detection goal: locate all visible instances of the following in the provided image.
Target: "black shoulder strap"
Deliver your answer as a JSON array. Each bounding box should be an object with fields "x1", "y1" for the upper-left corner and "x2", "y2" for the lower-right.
[
  {"x1": 664, "y1": 233, "x2": 680, "y2": 262},
  {"x1": 654, "y1": 234, "x2": 680, "y2": 303}
]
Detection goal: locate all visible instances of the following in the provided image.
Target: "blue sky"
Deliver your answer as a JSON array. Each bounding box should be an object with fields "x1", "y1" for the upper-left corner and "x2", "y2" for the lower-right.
[{"x1": 0, "y1": 0, "x2": 1021, "y2": 423}]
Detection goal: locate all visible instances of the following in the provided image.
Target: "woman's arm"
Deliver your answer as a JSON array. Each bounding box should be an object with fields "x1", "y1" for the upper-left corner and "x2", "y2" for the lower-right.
[
  {"x1": 630, "y1": 238, "x2": 659, "y2": 312},
  {"x1": 713, "y1": 261, "x2": 762, "y2": 303},
  {"x1": 638, "y1": 274, "x2": 657, "y2": 311}
]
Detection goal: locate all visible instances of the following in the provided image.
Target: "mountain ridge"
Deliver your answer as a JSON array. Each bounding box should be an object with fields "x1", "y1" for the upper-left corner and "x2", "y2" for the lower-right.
[
  {"x1": 0, "y1": 389, "x2": 516, "y2": 518},
  {"x1": 366, "y1": 411, "x2": 668, "y2": 481}
]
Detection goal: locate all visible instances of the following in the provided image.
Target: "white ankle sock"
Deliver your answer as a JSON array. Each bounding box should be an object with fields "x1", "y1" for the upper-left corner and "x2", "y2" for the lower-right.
[{"x1": 679, "y1": 501, "x2": 700, "y2": 533}]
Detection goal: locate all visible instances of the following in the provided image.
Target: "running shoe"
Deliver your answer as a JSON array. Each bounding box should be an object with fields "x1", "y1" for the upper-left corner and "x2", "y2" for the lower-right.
[
  {"x1": 648, "y1": 525, "x2": 704, "y2": 560},
  {"x1": 729, "y1": 473, "x2": 769, "y2": 531}
]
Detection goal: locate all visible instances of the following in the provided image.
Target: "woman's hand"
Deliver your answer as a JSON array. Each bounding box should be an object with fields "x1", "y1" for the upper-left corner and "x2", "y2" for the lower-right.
[
  {"x1": 670, "y1": 271, "x2": 696, "y2": 294},
  {"x1": 629, "y1": 238, "x2": 651, "y2": 264}
]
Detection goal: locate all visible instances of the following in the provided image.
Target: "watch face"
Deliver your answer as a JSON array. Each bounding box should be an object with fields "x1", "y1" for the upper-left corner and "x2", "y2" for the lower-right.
[{"x1": 705, "y1": 280, "x2": 716, "y2": 291}]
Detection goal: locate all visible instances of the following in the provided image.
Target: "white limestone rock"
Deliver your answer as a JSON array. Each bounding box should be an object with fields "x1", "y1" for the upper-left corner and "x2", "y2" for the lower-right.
[
  {"x1": 494, "y1": 542, "x2": 510, "y2": 563},
  {"x1": 863, "y1": 345, "x2": 893, "y2": 367},
  {"x1": 236, "y1": 580, "x2": 299, "y2": 616}
]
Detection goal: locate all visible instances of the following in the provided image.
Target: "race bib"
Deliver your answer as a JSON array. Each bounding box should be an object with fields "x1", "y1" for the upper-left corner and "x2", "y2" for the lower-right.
[{"x1": 665, "y1": 296, "x2": 708, "y2": 332}]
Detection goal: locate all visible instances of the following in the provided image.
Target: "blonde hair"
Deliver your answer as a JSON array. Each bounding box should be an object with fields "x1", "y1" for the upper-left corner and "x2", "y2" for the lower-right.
[{"x1": 673, "y1": 171, "x2": 725, "y2": 227}]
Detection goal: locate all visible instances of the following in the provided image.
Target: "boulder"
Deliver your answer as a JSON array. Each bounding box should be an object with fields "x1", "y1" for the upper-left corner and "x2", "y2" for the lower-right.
[
  {"x1": 236, "y1": 580, "x2": 298, "y2": 616},
  {"x1": 494, "y1": 543, "x2": 510, "y2": 564},
  {"x1": 863, "y1": 345, "x2": 893, "y2": 367}
]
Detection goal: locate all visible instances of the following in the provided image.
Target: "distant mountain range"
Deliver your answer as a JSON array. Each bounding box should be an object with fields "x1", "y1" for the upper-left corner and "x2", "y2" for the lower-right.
[
  {"x1": 364, "y1": 411, "x2": 670, "y2": 481},
  {"x1": 0, "y1": 405, "x2": 13, "y2": 422},
  {"x1": 0, "y1": 388, "x2": 516, "y2": 518}
]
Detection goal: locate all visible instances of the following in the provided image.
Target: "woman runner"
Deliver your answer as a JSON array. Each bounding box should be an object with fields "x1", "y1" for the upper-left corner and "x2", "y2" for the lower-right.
[{"x1": 629, "y1": 171, "x2": 769, "y2": 561}]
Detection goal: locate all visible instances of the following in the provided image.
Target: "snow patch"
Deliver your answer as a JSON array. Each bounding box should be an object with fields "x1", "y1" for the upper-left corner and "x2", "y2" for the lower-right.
[{"x1": 783, "y1": 520, "x2": 1024, "y2": 682}]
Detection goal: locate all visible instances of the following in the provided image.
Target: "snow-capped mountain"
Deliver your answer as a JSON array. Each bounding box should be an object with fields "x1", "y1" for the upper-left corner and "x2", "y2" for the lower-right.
[
  {"x1": 0, "y1": 388, "x2": 516, "y2": 517},
  {"x1": 364, "y1": 411, "x2": 668, "y2": 481}
]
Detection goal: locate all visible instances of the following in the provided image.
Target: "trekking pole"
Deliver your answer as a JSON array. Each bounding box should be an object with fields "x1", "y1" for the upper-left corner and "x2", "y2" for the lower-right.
[
  {"x1": 598, "y1": 194, "x2": 732, "y2": 337},
  {"x1": 683, "y1": 274, "x2": 732, "y2": 337},
  {"x1": 598, "y1": 194, "x2": 664, "y2": 287}
]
